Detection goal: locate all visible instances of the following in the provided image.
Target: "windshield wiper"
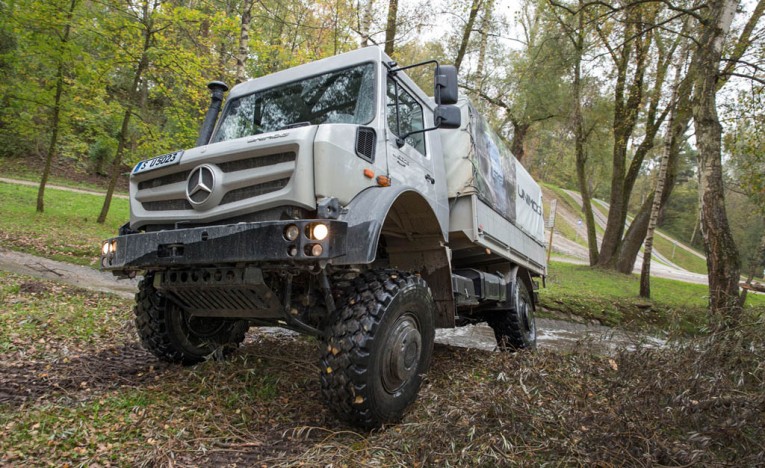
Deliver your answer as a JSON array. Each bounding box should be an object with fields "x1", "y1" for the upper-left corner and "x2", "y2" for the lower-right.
[{"x1": 279, "y1": 121, "x2": 311, "y2": 130}]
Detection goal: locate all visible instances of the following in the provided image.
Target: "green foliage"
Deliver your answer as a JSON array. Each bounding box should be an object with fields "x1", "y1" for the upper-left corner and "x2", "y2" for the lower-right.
[{"x1": 0, "y1": 182, "x2": 128, "y2": 266}]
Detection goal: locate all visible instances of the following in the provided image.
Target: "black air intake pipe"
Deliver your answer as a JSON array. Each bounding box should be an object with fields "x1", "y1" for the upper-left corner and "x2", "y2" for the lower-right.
[{"x1": 195, "y1": 81, "x2": 229, "y2": 147}]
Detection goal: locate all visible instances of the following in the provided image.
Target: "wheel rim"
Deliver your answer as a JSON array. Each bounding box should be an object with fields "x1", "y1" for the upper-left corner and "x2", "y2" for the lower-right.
[
  {"x1": 381, "y1": 313, "x2": 422, "y2": 394},
  {"x1": 519, "y1": 294, "x2": 536, "y2": 339}
]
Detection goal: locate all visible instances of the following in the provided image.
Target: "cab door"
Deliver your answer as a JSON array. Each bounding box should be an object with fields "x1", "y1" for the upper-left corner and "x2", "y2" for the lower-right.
[{"x1": 385, "y1": 77, "x2": 438, "y2": 204}]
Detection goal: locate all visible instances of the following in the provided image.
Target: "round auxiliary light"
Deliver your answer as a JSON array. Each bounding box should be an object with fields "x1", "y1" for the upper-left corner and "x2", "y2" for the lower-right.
[
  {"x1": 313, "y1": 223, "x2": 329, "y2": 241},
  {"x1": 284, "y1": 224, "x2": 300, "y2": 242},
  {"x1": 311, "y1": 244, "x2": 324, "y2": 256},
  {"x1": 102, "y1": 242, "x2": 110, "y2": 256}
]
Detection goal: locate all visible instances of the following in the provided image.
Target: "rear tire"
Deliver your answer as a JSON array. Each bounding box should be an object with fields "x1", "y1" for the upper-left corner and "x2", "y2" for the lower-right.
[
  {"x1": 320, "y1": 270, "x2": 435, "y2": 428},
  {"x1": 488, "y1": 279, "x2": 536, "y2": 351},
  {"x1": 134, "y1": 274, "x2": 248, "y2": 365}
]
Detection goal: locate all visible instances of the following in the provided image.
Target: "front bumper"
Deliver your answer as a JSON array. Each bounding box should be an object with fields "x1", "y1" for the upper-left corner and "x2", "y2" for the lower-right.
[{"x1": 100, "y1": 220, "x2": 348, "y2": 274}]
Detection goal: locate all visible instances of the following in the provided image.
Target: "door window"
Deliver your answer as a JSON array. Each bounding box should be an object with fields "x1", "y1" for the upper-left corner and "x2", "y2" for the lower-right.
[{"x1": 386, "y1": 78, "x2": 426, "y2": 156}]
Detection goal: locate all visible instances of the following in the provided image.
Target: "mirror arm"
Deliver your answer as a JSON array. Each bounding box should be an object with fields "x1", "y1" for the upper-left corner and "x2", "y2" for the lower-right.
[
  {"x1": 395, "y1": 124, "x2": 442, "y2": 148},
  {"x1": 386, "y1": 59, "x2": 439, "y2": 76}
]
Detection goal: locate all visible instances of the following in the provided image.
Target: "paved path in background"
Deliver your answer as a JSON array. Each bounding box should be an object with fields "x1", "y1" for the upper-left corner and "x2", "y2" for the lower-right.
[
  {"x1": 554, "y1": 189, "x2": 708, "y2": 285},
  {"x1": 0, "y1": 177, "x2": 129, "y2": 199}
]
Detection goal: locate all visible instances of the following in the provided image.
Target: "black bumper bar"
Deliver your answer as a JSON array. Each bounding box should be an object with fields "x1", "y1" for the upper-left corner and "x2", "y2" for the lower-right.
[{"x1": 100, "y1": 220, "x2": 348, "y2": 273}]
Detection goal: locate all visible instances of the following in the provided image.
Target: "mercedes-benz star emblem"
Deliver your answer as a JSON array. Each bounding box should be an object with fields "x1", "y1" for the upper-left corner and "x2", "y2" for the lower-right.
[{"x1": 186, "y1": 165, "x2": 215, "y2": 206}]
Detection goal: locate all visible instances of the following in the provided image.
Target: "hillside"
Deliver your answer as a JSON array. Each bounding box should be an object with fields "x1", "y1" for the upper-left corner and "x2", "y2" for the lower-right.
[{"x1": 541, "y1": 184, "x2": 709, "y2": 284}]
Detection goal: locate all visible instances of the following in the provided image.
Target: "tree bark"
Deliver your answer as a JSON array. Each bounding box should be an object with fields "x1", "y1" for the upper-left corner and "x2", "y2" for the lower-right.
[
  {"x1": 615, "y1": 56, "x2": 695, "y2": 274},
  {"x1": 510, "y1": 120, "x2": 529, "y2": 162},
  {"x1": 692, "y1": 0, "x2": 741, "y2": 317},
  {"x1": 596, "y1": 14, "x2": 648, "y2": 268},
  {"x1": 360, "y1": 0, "x2": 375, "y2": 47},
  {"x1": 474, "y1": 0, "x2": 494, "y2": 94},
  {"x1": 640, "y1": 58, "x2": 683, "y2": 297},
  {"x1": 571, "y1": 4, "x2": 598, "y2": 265},
  {"x1": 37, "y1": 0, "x2": 77, "y2": 213},
  {"x1": 454, "y1": 0, "x2": 483, "y2": 72},
  {"x1": 235, "y1": 0, "x2": 254, "y2": 84},
  {"x1": 384, "y1": 0, "x2": 398, "y2": 55}
]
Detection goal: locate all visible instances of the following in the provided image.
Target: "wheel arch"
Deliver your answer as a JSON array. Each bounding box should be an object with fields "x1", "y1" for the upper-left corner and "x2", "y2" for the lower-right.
[{"x1": 337, "y1": 187, "x2": 455, "y2": 328}]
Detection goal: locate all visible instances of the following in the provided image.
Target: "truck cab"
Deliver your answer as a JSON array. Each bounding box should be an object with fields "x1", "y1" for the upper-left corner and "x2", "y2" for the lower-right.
[{"x1": 101, "y1": 46, "x2": 544, "y2": 428}]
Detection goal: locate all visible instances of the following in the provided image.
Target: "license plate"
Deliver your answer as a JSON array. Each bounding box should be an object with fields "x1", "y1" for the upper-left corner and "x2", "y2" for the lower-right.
[{"x1": 133, "y1": 150, "x2": 183, "y2": 174}]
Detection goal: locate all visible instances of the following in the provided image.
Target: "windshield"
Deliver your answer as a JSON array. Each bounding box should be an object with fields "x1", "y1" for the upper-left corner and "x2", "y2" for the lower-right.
[{"x1": 212, "y1": 63, "x2": 376, "y2": 142}]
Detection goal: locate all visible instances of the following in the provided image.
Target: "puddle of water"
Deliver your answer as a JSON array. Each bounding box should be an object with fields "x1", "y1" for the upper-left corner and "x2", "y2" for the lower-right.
[
  {"x1": 247, "y1": 320, "x2": 666, "y2": 355},
  {"x1": 435, "y1": 320, "x2": 666, "y2": 355}
]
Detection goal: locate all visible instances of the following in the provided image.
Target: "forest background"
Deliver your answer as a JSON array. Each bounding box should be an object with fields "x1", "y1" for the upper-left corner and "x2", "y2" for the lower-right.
[{"x1": 0, "y1": 0, "x2": 763, "y2": 318}]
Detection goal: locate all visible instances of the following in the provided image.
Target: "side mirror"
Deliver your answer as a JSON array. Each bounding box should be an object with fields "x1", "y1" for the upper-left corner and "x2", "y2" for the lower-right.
[
  {"x1": 435, "y1": 105, "x2": 461, "y2": 129},
  {"x1": 434, "y1": 65, "x2": 458, "y2": 105}
]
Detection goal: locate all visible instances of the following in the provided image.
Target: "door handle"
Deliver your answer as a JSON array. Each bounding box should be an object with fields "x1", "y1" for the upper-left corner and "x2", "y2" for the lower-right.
[{"x1": 425, "y1": 174, "x2": 435, "y2": 185}]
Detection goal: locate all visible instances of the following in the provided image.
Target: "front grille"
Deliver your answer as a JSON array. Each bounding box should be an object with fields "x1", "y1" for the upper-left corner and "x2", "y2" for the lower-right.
[
  {"x1": 220, "y1": 178, "x2": 290, "y2": 205},
  {"x1": 218, "y1": 152, "x2": 296, "y2": 172},
  {"x1": 143, "y1": 199, "x2": 193, "y2": 211},
  {"x1": 135, "y1": 150, "x2": 298, "y2": 217},
  {"x1": 138, "y1": 171, "x2": 191, "y2": 190}
]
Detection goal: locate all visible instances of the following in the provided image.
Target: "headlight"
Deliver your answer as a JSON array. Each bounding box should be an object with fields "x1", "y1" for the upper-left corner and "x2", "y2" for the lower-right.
[
  {"x1": 284, "y1": 224, "x2": 300, "y2": 241},
  {"x1": 312, "y1": 223, "x2": 329, "y2": 241},
  {"x1": 101, "y1": 242, "x2": 110, "y2": 256}
]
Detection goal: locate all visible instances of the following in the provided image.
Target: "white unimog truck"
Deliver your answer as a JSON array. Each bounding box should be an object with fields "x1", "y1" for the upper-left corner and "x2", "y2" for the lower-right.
[{"x1": 101, "y1": 46, "x2": 546, "y2": 428}]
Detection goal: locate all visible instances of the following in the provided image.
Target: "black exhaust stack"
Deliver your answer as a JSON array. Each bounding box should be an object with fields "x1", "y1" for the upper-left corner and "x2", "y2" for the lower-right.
[{"x1": 196, "y1": 81, "x2": 229, "y2": 147}]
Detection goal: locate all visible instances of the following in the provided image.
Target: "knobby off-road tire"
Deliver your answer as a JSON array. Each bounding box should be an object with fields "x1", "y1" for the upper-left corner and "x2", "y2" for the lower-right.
[
  {"x1": 134, "y1": 274, "x2": 248, "y2": 365},
  {"x1": 321, "y1": 270, "x2": 436, "y2": 428},
  {"x1": 488, "y1": 279, "x2": 536, "y2": 351}
]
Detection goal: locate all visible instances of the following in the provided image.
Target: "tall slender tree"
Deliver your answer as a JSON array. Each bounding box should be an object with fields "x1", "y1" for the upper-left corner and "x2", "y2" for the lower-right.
[{"x1": 37, "y1": 0, "x2": 78, "y2": 213}]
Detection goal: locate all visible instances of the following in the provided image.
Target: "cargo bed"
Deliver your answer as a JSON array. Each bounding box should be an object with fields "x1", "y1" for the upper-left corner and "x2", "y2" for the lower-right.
[{"x1": 448, "y1": 194, "x2": 546, "y2": 276}]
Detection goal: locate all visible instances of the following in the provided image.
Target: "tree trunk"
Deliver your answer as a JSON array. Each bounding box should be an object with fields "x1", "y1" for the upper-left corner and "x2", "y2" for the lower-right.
[
  {"x1": 692, "y1": 0, "x2": 741, "y2": 318},
  {"x1": 474, "y1": 0, "x2": 494, "y2": 94},
  {"x1": 384, "y1": 0, "x2": 398, "y2": 55},
  {"x1": 235, "y1": 0, "x2": 254, "y2": 84},
  {"x1": 510, "y1": 120, "x2": 529, "y2": 162},
  {"x1": 98, "y1": 0, "x2": 153, "y2": 224},
  {"x1": 571, "y1": 5, "x2": 598, "y2": 265},
  {"x1": 596, "y1": 14, "x2": 648, "y2": 268},
  {"x1": 37, "y1": 0, "x2": 77, "y2": 213},
  {"x1": 360, "y1": 0, "x2": 374, "y2": 47},
  {"x1": 615, "y1": 73, "x2": 694, "y2": 273},
  {"x1": 640, "y1": 60, "x2": 683, "y2": 297},
  {"x1": 454, "y1": 0, "x2": 483, "y2": 72}
]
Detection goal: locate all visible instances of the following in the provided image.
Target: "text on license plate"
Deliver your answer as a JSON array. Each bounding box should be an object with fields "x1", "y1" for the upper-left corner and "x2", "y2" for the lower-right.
[{"x1": 133, "y1": 151, "x2": 183, "y2": 174}]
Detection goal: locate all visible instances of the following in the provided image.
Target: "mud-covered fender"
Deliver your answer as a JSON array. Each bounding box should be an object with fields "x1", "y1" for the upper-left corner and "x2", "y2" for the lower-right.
[{"x1": 333, "y1": 186, "x2": 446, "y2": 266}]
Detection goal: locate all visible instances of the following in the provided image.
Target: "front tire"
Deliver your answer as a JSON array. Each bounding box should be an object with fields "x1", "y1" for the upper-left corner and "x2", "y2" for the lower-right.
[
  {"x1": 320, "y1": 270, "x2": 436, "y2": 428},
  {"x1": 487, "y1": 279, "x2": 536, "y2": 351},
  {"x1": 134, "y1": 274, "x2": 248, "y2": 365}
]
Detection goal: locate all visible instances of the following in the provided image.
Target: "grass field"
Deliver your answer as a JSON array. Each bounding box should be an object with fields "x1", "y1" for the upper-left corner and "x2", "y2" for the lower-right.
[
  {"x1": 0, "y1": 182, "x2": 128, "y2": 267},
  {"x1": 652, "y1": 232, "x2": 708, "y2": 274},
  {"x1": 540, "y1": 261, "x2": 765, "y2": 333}
]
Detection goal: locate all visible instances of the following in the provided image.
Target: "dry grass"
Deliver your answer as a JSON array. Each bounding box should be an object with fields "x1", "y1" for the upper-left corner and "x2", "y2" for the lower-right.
[{"x1": 1, "y1": 272, "x2": 764, "y2": 466}]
